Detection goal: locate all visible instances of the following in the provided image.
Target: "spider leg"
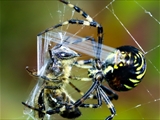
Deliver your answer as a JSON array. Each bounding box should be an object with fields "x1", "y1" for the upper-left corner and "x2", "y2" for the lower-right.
[
  {"x1": 100, "y1": 85, "x2": 118, "y2": 100},
  {"x1": 72, "y1": 80, "x2": 98, "y2": 108},
  {"x1": 73, "y1": 59, "x2": 93, "y2": 69},
  {"x1": 69, "y1": 65, "x2": 116, "y2": 120},
  {"x1": 59, "y1": 0, "x2": 94, "y2": 22},
  {"x1": 38, "y1": 19, "x2": 102, "y2": 37},
  {"x1": 69, "y1": 76, "x2": 118, "y2": 101},
  {"x1": 70, "y1": 76, "x2": 92, "y2": 82},
  {"x1": 67, "y1": 81, "x2": 85, "y2": 96},
  {"x1": 69, "y1": 84, "x2": 116, "y2": 110},
  {"x1": 82, "y1": 86, "x2": 118, "y2": 101},
  {"x1": 87, "y1": 85, "x2": 118, "y2": 101},
  {"x1": 99, "y1": 86, "x2": 116, "y2": 120},
  {"x1": 78, "y1": 87, "x2": 102, "y2": 108}
]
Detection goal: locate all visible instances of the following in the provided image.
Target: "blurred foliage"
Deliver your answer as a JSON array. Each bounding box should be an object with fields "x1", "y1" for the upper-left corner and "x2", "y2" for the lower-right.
[{"x1": 1, "y1": 0, "x2": 159, "y2": 119}]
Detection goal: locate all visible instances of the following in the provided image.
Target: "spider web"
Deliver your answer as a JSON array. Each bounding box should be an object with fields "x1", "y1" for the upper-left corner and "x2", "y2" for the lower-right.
[{"x1": 23, "y1": 0, "x2": 160, "y2": 119}]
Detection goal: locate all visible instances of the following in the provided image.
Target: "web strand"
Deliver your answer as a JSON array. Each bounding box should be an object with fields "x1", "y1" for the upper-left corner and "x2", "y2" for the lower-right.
[{"x1": 134, "y1": 0, "x2": 160, "y2": 25}]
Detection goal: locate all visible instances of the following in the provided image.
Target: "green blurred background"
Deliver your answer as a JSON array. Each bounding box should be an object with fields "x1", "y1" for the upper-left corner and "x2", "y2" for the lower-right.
[{"x1": 1, "y1": 0, "x2": 159, "y2": 120}]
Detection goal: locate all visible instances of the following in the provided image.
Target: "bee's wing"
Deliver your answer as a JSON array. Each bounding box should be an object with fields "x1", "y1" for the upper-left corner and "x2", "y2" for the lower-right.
[{"x1": 23, "y1": 36, "x2": 50, "y2": 119}]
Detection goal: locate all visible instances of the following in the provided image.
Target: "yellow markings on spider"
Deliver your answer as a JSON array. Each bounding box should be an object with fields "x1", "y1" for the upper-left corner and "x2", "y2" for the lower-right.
[
  {"x1": 124, "y1": 84, "x2": 133, "y2": 89},
  {"x1": 86, "y1": 15, "x2": 93, "y2": 22},
  {"x1": 119, "y1": 63, "x2": 123, "y2": 67},
  {"x1": 68, "y1": 3, "x2": 74, "y2": 8},
  {"x1": 134, "y1": 63, "x2": 139, "y2": 67},
  {"x1": 134, "y1": 56, "x2": 137, "y2": 63},
  {"x1": 134, "y1": 84, "x2": 138, "y2": 86},
  {"x1": 136, "y1": 68, "x2": 146, "y2": 79},
  {"x1": 104, "y1": 66, "x2": 114, "y2": 75},
  {"x1": 135, "y1": 71, "x2": 141, "y2": 74},
  {"x1": 136, "y1": 52, "x2": 144, "y2": 71},
  {"x1": 62, "y1": 21, "x2": 69, "y2": 26},
  {"x1": 129, "y1": 78, "x2": 140, "y2": 83},
  {"x1": 83, "y1": 21, "x2": 90, "y2": 26},
  {"x1": 114, "y1": 64, "x2": 118, "y2": 69}
]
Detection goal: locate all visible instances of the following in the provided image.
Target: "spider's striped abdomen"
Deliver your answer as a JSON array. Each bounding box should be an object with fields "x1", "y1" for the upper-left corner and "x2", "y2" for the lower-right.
[{"x1": 103, "y1": 46, "x2": 147, "y2": 91}]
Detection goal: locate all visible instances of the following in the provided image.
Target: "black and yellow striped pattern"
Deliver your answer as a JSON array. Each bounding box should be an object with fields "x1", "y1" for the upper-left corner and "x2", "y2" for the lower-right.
[
  {"x1": 104, "y1": 46, "x2": 147, "y2": 91},
  {"x1": 59, "y1": 0, "x2": 94, "y2": 22}
]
